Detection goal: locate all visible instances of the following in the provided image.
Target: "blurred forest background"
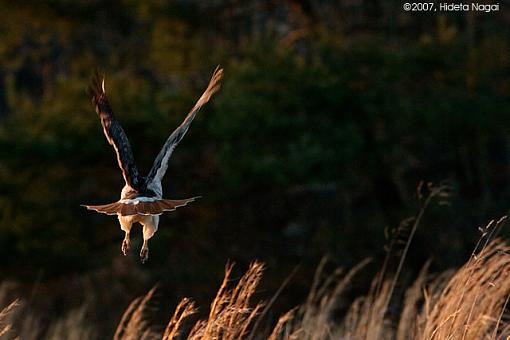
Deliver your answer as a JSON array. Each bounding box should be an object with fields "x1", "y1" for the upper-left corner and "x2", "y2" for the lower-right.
[{"x1": 0, "y1": 0, "x2": 509, "y2": 337}]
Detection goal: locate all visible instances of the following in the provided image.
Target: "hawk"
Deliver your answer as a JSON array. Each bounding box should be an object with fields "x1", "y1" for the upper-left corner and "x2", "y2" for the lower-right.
[{"x1": 83, "y1": 67, "x2": 223, "y2": 263}]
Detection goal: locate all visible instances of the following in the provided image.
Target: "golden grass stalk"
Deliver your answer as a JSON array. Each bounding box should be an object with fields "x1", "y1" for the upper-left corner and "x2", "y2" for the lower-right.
[
  {"x1": 187, "y1": 261, "x2": 265, "y2": 340},
  {"x1": 339, "y1": 277, "x2": 393, "y2": 339},
  {"x1": 113, "y1": 286, "x2": 159, "y2": 340},
  {"x1": 267, "y1": 308, "x2": 297, "y2": 340},
  {"x1": 270, "y1": 258, "x2": 371, "y2": 340},
  {"x1": 248, "y1": 266, "x2": 299, "y2": 340},
  {"x1": 379, "y1": 181, "x2": 451, "y2": 323},
  {"x1": 45, "y1": 304, "x2": 96, "y2": 340},
  {"x1": 396, "y1": 262, "x2": 430, "y2": 340},
  {"x1": 0, "y1": 299, "x2": 19, "y2": 337},
  {"x1": 162, "y1": 297, "x2": 196, "y2": 340}
]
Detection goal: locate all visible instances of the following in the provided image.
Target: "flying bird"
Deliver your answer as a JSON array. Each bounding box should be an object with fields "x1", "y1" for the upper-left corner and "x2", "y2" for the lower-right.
[{"x1": 83, "y1": 67, "x2": 223, "y2": 263}]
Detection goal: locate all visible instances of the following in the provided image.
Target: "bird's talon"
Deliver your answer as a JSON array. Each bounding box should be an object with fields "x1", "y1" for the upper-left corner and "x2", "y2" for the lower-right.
[
  {"x1": 140, "y1": 247, "x2": 149, "y2": 263},
  {"x1": 121, "y1": 238, "x2": 130, "y2": 256}
]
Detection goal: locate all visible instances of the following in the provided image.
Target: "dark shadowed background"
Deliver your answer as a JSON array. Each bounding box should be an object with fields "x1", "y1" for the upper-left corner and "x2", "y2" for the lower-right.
[{"x1": 0, "y1": 0, "x2": 509, "y2": 337}]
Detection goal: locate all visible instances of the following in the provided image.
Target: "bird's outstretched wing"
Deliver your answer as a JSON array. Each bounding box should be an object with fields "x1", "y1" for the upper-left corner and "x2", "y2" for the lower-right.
[
  {"x1": 146, "y1": 66, "x2": 223, "y2": 185},
  {"x1": 89, "y1": 70, "x2": 141, "y2": 190}
]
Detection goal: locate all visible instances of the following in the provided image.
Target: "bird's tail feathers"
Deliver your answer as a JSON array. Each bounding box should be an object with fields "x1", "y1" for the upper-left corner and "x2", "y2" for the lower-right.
[{"x1": 82, "y1": 197, "x2": 199, "y2": 216}]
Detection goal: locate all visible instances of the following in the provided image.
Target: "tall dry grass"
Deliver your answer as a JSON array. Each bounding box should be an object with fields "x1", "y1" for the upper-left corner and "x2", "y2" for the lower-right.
[
  {"x1": 3, "y1": 232, "x2": 510, "y2": 339},
  {"x1": 113, "y1": 286, "x2": 159, "y2": 340},
  {"x1": 3, "y1": 185, "x2": 510, "y2": 339},
  {"x1": 109, "y1": 216, "x2": 510, "y2": 340},
  {"x1": 113, "y1": 262, "x2": 265, "y2": 340},
  {"x1": 266, "y1": 219, "x2": 510, "y2": 340},
  {"x1": 419, "y1": 218, "x2": 510, "y2": 339}
]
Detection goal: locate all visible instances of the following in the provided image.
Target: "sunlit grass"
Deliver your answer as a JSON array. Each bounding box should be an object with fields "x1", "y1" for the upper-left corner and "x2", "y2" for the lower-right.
[
  {"x1": 3, "y1": 232, "x2": 510, "y2": 339},
  {"x1": 109, "y1": 224, "x2": 510, "y2": 339},
  {"x1": 2, "y1": 185, "x2": 510, "y2": 339}
]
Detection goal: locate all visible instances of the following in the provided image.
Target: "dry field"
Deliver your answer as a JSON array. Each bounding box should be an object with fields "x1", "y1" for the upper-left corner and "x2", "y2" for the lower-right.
[{"x1": 2, "y1": 184, "x2": 510, "y2": 339}]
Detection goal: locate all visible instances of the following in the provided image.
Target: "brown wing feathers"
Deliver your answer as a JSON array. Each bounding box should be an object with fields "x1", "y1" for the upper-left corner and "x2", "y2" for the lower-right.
[
  {"x1": 147, "y1": 67, "x2": 223, "y2": 184},
  {"x1": 83, "y1": 197, "x2": 198, "y2": 216},
  {"x1": 89, "y1": 71, "x2": 141, "y2": 190}
]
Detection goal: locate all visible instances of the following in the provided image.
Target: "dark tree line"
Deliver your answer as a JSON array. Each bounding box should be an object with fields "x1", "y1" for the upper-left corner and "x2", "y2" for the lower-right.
[{"x1": 0, "y1": 1, "x2": 509, "y2": 336}]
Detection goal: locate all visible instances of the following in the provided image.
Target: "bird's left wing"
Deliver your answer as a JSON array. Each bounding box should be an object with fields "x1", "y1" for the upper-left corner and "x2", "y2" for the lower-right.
[
  {"x1": 89, "y1": 71, "x2": 141, "y2": 190},
  {"x1": 146, "y1": 67, "x2": 223, "y2": 185}
]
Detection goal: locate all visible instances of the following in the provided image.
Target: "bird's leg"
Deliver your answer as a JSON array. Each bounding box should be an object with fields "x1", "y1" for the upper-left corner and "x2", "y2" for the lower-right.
[
  {"x1": 118, "y1": 215, "x2": 133, "y2": 256},
  {"x1": 121, "y1": 231, "x2": 131, "y2": 256},
  {"x1": 140, "y1": 217, "x2": 158, "y2": 264},
  {"x1": 140, "y1": 239, "x2": 149, "y2": 264}
]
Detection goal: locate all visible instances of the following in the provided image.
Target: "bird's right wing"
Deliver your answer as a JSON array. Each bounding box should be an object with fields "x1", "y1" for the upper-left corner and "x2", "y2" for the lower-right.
[
  {"x1": 89, "y1": 71, "x2": 141, "y2": 189},
  {"x1": 146, "y1": 67, "x2": 223, "y2": 185}
]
